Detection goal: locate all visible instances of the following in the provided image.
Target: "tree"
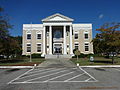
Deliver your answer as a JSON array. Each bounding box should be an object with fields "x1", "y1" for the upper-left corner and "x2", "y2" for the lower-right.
[
  {"x1": 93, "y1": 23, "x2": 120, "y2": 64},
  {"x1": 0, "y1": 7, "x2": 12, "y2": 55},
  {"x1": 74, "y1": 49, "x2": 80, "y2": 61},
  {"x1": 2, "y1": 37, "x2": 21, "y2": 58},
  {"x1": 0, "y1": 7, "x2": 22, "y2": 59}
]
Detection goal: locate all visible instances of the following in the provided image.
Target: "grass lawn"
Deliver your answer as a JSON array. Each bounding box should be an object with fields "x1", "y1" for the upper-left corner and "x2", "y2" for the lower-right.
[
  {"x1": 70, "y1": 57, "x2": 120, "y2": 66},
  {"x1": 0, "y1": 58, "x2": 45, "y2": 66}
]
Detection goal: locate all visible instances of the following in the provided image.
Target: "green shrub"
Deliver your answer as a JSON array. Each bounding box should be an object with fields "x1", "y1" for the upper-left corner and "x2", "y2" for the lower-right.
[
  {"x1": 78, "y1": 53, "x2": 86, "y2": 58},
  {"x1": 31, "y1": 53, "x2": 42, "y2": 58},
  {"x1": 72, "y1": 53, "x2": 95, "y2": 58},
  {"x1": 87, "y1": 53, "x2": 94, "y2": 58}
]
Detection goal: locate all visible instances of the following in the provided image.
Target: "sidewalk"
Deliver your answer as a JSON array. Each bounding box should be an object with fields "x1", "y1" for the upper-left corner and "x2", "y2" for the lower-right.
[{"x1": 37, "y1": 58, "x2": 77, "y2": 68}]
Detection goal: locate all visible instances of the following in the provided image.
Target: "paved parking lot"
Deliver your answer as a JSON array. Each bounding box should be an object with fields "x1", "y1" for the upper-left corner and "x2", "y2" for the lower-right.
[
  {"x1": 8, "y1": 67, "x2": 97, "y2": 84},
  {"x1": 0, "y1": 67, "x2": 120, "y2": 90},
  {"x1": 1, "y1": 58, "x2": 120, "y2": 90}
]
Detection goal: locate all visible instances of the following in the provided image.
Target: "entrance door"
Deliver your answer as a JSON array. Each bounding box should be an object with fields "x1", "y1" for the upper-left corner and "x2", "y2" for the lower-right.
[
  {"x1": 53, "y1": 44, "x2": 62, "y2": 54},
  {"x1": 55, "y1": 47, "x2": 62, "y2": 54}
]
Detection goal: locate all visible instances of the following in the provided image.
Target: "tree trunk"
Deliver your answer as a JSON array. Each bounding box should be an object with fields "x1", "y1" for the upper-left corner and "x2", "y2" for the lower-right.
[
  {"x1": 112, "y1": 53, "x2": 114, "y2": 64},
  {"x1": 77, "y1": 55, "x2": 78, "y2": 61}
]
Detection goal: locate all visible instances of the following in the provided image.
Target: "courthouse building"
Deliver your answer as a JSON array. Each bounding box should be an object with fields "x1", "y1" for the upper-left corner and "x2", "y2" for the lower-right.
[{"x1": 22, "y1": 13, "x2": 93, "y2": 58}]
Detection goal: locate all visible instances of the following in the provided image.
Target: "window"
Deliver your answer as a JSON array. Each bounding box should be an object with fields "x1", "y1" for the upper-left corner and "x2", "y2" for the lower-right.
[
  {"x1": 37, "y1": 44, "x2": 41, "y2": 52},
  {"x1": 27, "y1": 34, "x2": 31, "y2": 39},
  {"x1": 75, "y1": 43, "x2": 79, "y2": 49},
  {"x1": 47, "y1": 32, "x2": 49, "y2": 37},
  {"x1": 27, "y1": 44, "x2": 31, "y2": 52},
  {"x1": 74, "y1": 34, "x2": 78, "y2": 39},
  {"x1": 85, "y1": 43, "x2": 89, "y2": 51},
  {"x1": 67, "y1": 31, "x2": 69, "y2": 36},
  {"x1": 67, "y1": 45, "x2": 69, "y2": 48},
  {"x1": 66, "y1": 26, "x2": 69, "y2": 36},
  {"x1": 37, "y1": 34, "x2": 41, "y2": 39},
  {"x1": 85, "y1": 34, "x2": 88, "y2": 39}
]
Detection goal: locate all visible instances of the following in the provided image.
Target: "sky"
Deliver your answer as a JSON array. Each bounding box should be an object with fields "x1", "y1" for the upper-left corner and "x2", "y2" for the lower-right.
[{"x1": 0, "y1": 0, "x2": 120, "y2": 37}]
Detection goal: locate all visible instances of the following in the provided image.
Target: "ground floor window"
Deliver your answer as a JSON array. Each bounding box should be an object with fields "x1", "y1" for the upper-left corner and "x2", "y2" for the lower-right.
[
  {"x1": 27, "y1": 44, "x2": 31, "y2": 52},
  {"x1": 75, "y1": 43, "x2": 79, "y2": 50},
  {"x1": 85, "y1": 43, "x2": 89, "y2": 51},
  {"x1": 37, "y1": 44, "x2": 41, "y2": 52}
]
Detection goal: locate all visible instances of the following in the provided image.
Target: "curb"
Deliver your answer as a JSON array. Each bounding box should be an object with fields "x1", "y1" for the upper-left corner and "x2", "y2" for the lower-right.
[
  {"x1": 0, "y1": 65, "x2": 120, "y2": 69},
  {"x1": 79, "y1": 65, "x2": 120, "y2": 68},
  {"x1": 0, "y1": 66, "x2": 33, "y2": 69}
]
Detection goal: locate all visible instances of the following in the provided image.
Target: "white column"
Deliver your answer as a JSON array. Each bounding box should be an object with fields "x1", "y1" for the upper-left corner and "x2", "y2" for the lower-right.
[
  {"x1": 70, "y1": 25, "x2": 73, "y2": 55},
  {"x1": 42, "y1": 25, "x2": 46, "y2": 57},
  {"x1": 63, "y1": 26, "x2": 67, "y2": 54},
  {"x1": 49, "y1": 26, "x2": 52, "y2": 54}
]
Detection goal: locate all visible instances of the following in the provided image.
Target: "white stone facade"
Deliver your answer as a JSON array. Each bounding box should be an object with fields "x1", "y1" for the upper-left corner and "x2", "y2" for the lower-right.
[{"x1": 22, "y1": 13, "x2": 93, "y2": 57}]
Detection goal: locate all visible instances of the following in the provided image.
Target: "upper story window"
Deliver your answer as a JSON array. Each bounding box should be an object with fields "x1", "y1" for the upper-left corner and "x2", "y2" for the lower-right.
[
  {"x1": 27, "y1": 34, "x2": 31, "y2": 39},
  {"x1": 74, "y1": 33, "x2": 78, "y2": 39},
  {"x1": 67, "y1": 31, "x2": 69, "y2": 36},
  {"x1": 37, "y1": 34, "x2": 41, "y2": 39},
  {"x1": 66, "y1": 26, "x2": 69, "y2": 36},
  {"x1": 84, "y1": 33, "x2": 88, "y2": 39},
  {"x1": 54, "y1": 30, "x2": 62, "y2": 39}
]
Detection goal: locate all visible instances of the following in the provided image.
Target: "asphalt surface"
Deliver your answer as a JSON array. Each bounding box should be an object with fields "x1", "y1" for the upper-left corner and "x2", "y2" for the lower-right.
[
  {"x1": 0, "y1": 67, "x2": 119, "y2": 90},
  {"x1": 0, "y1": 59, "x2": 120, "y2": 90}
]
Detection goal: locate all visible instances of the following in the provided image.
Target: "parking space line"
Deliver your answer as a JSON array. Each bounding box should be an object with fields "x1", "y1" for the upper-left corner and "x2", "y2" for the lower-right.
[
  {"x1": 43, "y1": 71, "x2": 75, "y2": 82},
  {"x1": 24, "y1": 69, "x2": 69, "y2": 82},
  {"x1": 17, "y1": 68, "x2": 65, "y2": 80},
  {"x1": 79, "y1": 67, "x2": 98, "y2": 82},
  {"x1": 11, "y1": 80, "x2": 98, "y2": 84},
  {"x1": 28, "y1": 68, "x2": 55, "y2": 74},
  {"x1": 85, "y1": 78, "x2": 92, "y2": 81},
  {"x1": 7, "y1": 68, "x2": 34, "y2": 84},
  {"x1": 64, "y1": 73, "x2": 85, "y2": 82}
]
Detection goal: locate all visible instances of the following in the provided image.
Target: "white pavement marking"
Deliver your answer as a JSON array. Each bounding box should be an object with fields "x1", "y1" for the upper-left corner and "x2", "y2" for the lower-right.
[
  {"x1": 79, "y1": 67, "x2": 98, "y2": 82},
  {"x1": 64, "y1": 73, "x2": 85, "y2": 82},
  {"x1": 80, "y1": 65, "x2": 120, "y2": 68},
  {"x1": 11, "y1": 80, "x2": 98, "y2": 84},
  {"x1": 24, "y1": 69, "x2": 69, "y2": 82},
  {"x1": 0, "y1": 66, "x2": 33, "y2": 69},
  {"x1": 85, "y1": 78, "x2": 92, "y2": 81},
  {"x1": 17, "y1": 68, "x2": 65, "y2": 80},
  {"x1": 43, "y1": 71, "x2": 75, "y2": 82},
  {"x1": 7, "y1": 68, "x2": 34, "y2": 84},
  {"x1": 28, "y1": 68, "x2": 55, "y2": 74}
]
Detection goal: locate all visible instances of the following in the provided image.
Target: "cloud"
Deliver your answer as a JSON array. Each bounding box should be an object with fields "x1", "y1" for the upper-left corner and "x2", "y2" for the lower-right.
[{"x1": 99, "y1": 14, "x2": 104, "y2": 19}]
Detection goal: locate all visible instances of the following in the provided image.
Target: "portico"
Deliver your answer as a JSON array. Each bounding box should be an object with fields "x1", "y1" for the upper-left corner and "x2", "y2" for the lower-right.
[{"x1": 42, "y1": 25, "x2": 73, "y2": 56}]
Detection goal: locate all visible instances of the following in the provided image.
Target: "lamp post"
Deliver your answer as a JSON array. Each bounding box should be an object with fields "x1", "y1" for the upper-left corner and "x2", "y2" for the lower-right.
[{"x1": 30, "y1": 22, "x2": 32, "y2": 62}]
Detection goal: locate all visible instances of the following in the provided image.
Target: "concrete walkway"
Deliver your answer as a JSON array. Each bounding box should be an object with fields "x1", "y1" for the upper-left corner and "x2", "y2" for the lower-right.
[{"x1": 38, "y1": 58, "x2": 77, "y2": 68}]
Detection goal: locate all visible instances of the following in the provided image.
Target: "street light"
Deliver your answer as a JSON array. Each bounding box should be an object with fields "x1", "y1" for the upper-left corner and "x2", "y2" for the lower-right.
[{"x1": 30, "y1": 22, "x2": 32, "y2": 62}]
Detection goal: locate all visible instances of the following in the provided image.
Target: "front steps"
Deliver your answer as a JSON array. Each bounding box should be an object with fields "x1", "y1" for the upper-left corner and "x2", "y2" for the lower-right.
[{"x1": 45, "y1": 54, "x2": 73, "y2": 59}]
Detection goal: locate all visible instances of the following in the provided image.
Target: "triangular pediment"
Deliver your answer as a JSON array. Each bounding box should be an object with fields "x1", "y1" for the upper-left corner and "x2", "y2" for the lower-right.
[{"x1": 42, "y1": 13, "x2": 74, "y2": 22}]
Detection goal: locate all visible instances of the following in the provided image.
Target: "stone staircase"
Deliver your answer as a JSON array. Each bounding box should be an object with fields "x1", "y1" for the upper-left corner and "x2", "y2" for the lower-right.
[{"x1": 45, "y1": 54, "x2": 73, "y2": 59}]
